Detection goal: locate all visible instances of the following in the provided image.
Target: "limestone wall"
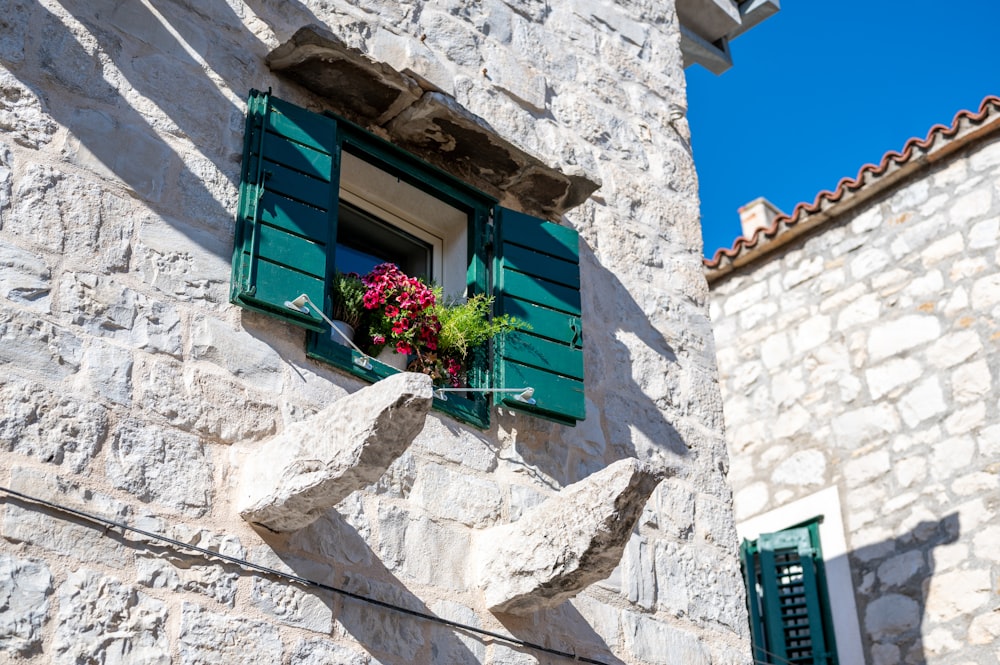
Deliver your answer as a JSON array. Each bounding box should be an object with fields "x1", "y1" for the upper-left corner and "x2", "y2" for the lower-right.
[
  {"x1": 710, "y1": 131, "x2": 1000, "y2": 663},
  {"x1": 0, "y1": 1, "x2": 745, "y2": 663}
]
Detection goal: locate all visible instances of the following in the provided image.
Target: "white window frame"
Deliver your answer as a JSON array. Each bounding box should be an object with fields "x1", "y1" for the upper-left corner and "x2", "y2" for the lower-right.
[{"x1": 340, "y1": 151, "x2": 468, "y2": 299}]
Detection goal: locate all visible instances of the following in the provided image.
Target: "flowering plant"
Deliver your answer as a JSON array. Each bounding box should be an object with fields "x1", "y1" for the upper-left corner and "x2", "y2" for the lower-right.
[
  {"x1": 360, "y1": 263, "x2": 528, "y2": 388},
  {"x1": 361, "y1": 263, "x2": 447, "y2": 379}
]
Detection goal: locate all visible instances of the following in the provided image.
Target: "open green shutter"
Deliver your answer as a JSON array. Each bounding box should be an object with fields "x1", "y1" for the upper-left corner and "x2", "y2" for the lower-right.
[
  {"x1": 747, "y1": 526, "x2": 835, "y2": 665},
  {"x1": 230, "y1": 90, "x2": 339, "y2": 332},
  {"x1": 740, "y1": 539, "x2": 770, "y2": 665},
  {"x1": 493, "y1": 207, "x2": 585, "y2": 425}
]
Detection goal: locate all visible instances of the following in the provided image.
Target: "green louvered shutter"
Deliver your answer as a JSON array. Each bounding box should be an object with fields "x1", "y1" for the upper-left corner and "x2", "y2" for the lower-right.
[
  {"x1": 493, "y1": 207, "x2": 585, "y2": 425},
  {"x1": 231, "y1": 90, "x2": 339, "y2": 331},
  {"x1": 742, "y1": 526, "x2": 837, "y2": 665}
]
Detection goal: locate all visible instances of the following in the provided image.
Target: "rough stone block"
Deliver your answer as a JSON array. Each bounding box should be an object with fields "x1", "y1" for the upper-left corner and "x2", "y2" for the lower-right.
[
  {"x1": 238, "y1": 372, "x2": 433, "y2": 532},
  {"x1": 924, "y1": 569, "x2": 992, "y2": 622},
  {"x1": 864, "y1": 593, "x2": 920, "y2": 639},
  {"x1": 251, "y1": 577, "x2": 333, "y2": 633},
  {"x1": 134, "y1": 356, "x2": 278, "y2": 444},
  {"x1": 897, "y1": 377, "x2": 947, "y2": 428},
  {"x1": 289, "y1": 639, "x2": 371, "y2": 665},
  {"x1": 0, "y1": 379, "x2": 108, "y2": 472},
  {"x1": 54, "y1": 570, "x2": 169, "y2": 665},
  {"x1": 108, "y1": 419, "x2": 214, "y2": 517},
  {"x1": 0, "y1": 72, "x2": 57, "y2": 148},
  {"x1": 0, "y1": 553, "x2": 51, "y2": 656},
  {"x1": 179, "y1": 602, "x2": 283, "y2": 664},
  {"x1": 410, "y1": 462, "x2": 502, "y2": 528},
  {"x1": 0, "y1": 306, "x2": 82, "y2": 379},
  {"x1": 770, "y1": 449, "x2": 826, "y2": 486},
  {"x1": 476, "y1": 458, "x2": 664, "y2": 614},
  {"x1": 622, "y1": 611, "x2": 709, "y2": 665},
  {"x1": 868, "y1": 314, "x2": 940, "y2": 362},
  {"x1": 135, "y1": 216, "x2": 230, "y2": 305},
  {"x1": 0, "y1": 241, "x2": 50, "y2": 312},
  {"x1": 191, "y1": 314, "x2": 285, "y2": 392}
]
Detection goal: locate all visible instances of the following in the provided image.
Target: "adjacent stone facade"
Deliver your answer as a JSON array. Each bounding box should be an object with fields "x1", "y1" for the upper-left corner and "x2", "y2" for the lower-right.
[
  {"x1": 1, "y1": 1, "x2": 753, "y2": 663},
  {"x1": 709, "y1": 104, "x2": 1000, "y2": 664}
]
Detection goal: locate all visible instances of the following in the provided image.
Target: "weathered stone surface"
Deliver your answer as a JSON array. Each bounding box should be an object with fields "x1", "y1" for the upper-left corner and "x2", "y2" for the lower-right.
[
  {"x1": 133, "y1": 519, "x2": 243, "y2": 606},
  {"x1": 0, "y1": 71, "x2": 58, "y2": 148},
  {"x1": 409, "y1": 462, "x2": 502, "y2": 527},
  {"x1": 0, "y1": 554, "x2": 51, "y2": 655},
  {"x1": 191, "y1": 314, "x2": 285, "y2": 392},
  {"x1": 770, "y1": 449, "x2": 826, "y2": 486},
  {"x1": 238, "y1": 372, "x2": 433, "y2": 532},
  {"x1": 54, "y1": 570, "x2": 169, "y2": 665},
  {"x1": 3, "y1": 467, "x2": 131, "y2": 567},
  {"x1": 622, "y1": 611, "x2": 710, "y2": 665},
  {"x1": 108, "y1": 420, "x2": 214, "y2": 517},
  {"x1": 179, "y1": 602, "x2": 283, "y2": 664},
  {"x1": 865, "y1": 593, "x2": 920, "y2": 639},
  {"x1": 134, "y1": 356, "x2": 278, "y2": 444},
  {"x1": 477, "y1": 458, "x2": 664, "y2": 614},
  {"x1": 251, "y1": 577, "x2": 333, "y2": 632},
  {"x1": 289, "y1": 639, "x2": 371, "y2": 665},
  {"x1": 0, "y1": 379, "x2": 108, "y2": 472},
  {"x1": 924, "y1": 569, "x2": 992, "y2": 622},
  {"x1": 58, "y1": 273, "x2": 182, "y2": 356},
  {"x1": 135, "y1": 216, "x2": 230, "y2": 304},
  {"x1": 0, "y1": 306, "x2": 82, "y2": 379},
  {"x1": 0, "y1": 241, "x2": 50, "y2": 312}
]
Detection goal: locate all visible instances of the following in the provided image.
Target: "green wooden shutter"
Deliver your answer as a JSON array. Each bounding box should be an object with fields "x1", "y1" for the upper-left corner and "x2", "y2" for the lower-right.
[
  {"x1": 230, "y1": 90, "x2": 340, "y2": 331},
  {"x1": 742, "y1": 526, "x2": 837, "y2": 665},
  {"x1": 493, "y1": 207, "x2": 585, "y2": 425}
]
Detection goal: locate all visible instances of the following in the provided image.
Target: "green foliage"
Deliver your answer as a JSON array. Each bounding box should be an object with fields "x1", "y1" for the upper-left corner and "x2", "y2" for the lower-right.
[
  {"x1": 433, "y1": 293, "x2": 529, "y2": 360},
  {"x1": 329, "y1": 272, "x2": 366, "y2": 328}
]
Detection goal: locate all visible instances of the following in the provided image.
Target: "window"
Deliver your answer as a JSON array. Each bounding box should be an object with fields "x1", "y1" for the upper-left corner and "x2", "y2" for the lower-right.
[
  {"x1": 740, "y1": 520, "x2": 838, "y2": 665},
  {"x1": 230, "y1": 90, "x2": 585, "y2": 427}
]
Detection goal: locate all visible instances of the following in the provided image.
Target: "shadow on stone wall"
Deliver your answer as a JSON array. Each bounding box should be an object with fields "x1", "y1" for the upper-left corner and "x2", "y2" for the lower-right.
[
  {"x1": 268, "y1": 507, "x2": 628, "y2": 664},
  {"x1": 847, "y1": 512, "x2": 960, "y2": 665},
  {"x1": 509, "y1": 245, "x2": 687, "y2": 477},
  {"x1": 4, "y1": 0, "x2": 250, "y2": 247}
]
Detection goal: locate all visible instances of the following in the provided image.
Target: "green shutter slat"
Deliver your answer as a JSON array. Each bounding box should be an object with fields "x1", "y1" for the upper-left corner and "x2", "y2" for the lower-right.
[
  {"x1": 501, "y1": 361, "x2": 585, "y2": 422},
  {"x1": 241, "y1": 259, "x2": 326, "y2": 321},
  {"x1": 255, "y1": 224, "x2": 326, "y2": 278},
  {"x1": 504, "y1": 331, "x2": 583, "y2": 379},
  {"x1": 267, "y1": 97, "x2": 337, "y2": 153},
  {"x1": 501, "y1": 271, "x2": 581, "y2": 315},
  {"x1": 230, "y1": 90, "x2": 338, "y2": 333},
  {"x1": 495, "y1": 207, "x2": 585, "y2": 425},
  {"x1": 260, "y1": 131, "x2": 333, "y2": 182},
  {"x1": 500, "y1": 297, "x2": 580, "y2": 345},
  {"x1": 502, "y1": 244, "x2": 580, "y2": 289},
  {"x1": 501, "y1": 208, "x2": 579, "y2": 262},
  {"x1": 258, "y1": 192, "x2": 330, "y2": 242},
  {"x1": 261, "y1": 160, "x2": 333, "y2": 211}
]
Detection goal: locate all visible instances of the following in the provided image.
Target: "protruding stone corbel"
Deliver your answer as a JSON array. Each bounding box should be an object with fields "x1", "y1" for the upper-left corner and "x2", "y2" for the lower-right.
[
  {"x1": 236, "y1": 372, "x2": 433, "y2": 532},
  {"x1": 476, "y1": 458, "x2": 665, "y2": 615}
]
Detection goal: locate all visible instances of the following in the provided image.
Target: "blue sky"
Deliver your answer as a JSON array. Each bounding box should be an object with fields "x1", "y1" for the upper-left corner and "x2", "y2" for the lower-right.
[{"x1": 686, "y1": 1, "x2": 1000, "y2": 259}]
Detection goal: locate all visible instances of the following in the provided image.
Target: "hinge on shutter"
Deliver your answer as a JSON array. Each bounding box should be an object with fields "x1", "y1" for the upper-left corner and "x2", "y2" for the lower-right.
[{"x1": 484, "y1": 209, "x2": 495, "y2": 256}]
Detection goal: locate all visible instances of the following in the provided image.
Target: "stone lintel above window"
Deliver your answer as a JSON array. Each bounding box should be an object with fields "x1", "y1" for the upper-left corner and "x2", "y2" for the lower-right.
[{"x1": 265, "y1": 26, "x2": 600, "y2": 219}]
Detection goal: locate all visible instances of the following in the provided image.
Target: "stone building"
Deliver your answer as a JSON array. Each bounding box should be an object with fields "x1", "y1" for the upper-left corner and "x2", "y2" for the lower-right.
[
  {"x1": 707, "y1": 95, "x2": 1000, "y2": 664},
  {"x1": 0, "y1": 1, "x2": 776, "y2": 663}
]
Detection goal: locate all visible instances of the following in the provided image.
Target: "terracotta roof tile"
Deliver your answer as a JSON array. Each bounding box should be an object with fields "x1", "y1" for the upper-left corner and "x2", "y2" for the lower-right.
[{"x1": 704, "y1": 94, "x2": 1000, "y2": 276}]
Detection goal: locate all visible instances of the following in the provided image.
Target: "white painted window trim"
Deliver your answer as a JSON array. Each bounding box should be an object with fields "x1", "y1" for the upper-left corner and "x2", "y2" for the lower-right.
[
  {"x1": 737, "y1": 486, "x2": 867, "y2": 665},
  {"x1": 340, "y1": 152, "x2": 468, "y2": 299}
]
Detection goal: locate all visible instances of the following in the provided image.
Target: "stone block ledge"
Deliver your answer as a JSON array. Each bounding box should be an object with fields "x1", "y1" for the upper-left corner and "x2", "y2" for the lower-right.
[
  {"x1": 236, "y1": 372, "x2": 433, "y2": 532},
  {"x1": 475, "y1": 458, "x2": 666, "y2": 615},
  {"x1": 266, "y1": 26, "x2": 600, "y2": 219}
]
